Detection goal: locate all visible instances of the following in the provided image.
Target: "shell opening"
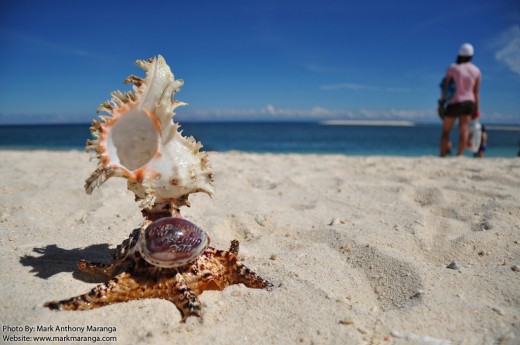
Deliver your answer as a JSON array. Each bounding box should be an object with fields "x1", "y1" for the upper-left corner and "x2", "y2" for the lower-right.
[{"x1": 107, "y1": 108, "x2": 158, "y2": 171}]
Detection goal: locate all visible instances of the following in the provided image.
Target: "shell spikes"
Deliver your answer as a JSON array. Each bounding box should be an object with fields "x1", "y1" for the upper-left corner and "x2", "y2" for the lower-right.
[{"x1": 85, "y1": 55, "x2": 213, "y2": 219}]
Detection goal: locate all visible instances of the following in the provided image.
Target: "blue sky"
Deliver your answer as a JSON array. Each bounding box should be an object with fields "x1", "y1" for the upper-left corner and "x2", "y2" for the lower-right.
[{"x1": 1, "y1": 0, "x2": 519, "y2": 124}]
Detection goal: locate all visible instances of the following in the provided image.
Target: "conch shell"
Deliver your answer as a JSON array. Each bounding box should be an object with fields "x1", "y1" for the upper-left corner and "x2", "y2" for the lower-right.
[{"x1": 85, "y1": 55, "x2": 213, "y2": 219}]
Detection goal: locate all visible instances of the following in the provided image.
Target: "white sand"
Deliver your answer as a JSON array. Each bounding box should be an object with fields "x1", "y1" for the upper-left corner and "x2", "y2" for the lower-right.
[{"x1": 1, "y1": 150, "x2": 519, "y2": 345}]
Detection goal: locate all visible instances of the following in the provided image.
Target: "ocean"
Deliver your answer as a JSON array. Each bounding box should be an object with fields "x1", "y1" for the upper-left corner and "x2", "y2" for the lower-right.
[{"x1": 0, "y1": 122, "x2": 519, "y2": 157}]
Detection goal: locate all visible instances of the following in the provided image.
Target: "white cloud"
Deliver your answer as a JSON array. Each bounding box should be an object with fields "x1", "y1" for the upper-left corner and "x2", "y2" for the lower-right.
[
  {"x1": 120, "y1": 106, "x2": 520, "y2": 124},
  {"x1": 265, "y1": 104, "x2": 277, "y2": 115},
  {"x1": 261, "y1": 105, "x2": 346, "y2": 118},
  {"x1": 186, "y1": 105, "x2": 337, "y2": 119},
  {"x1": 182, "y1": 105, "x2": 435, "y2": 122},
  {"x1": 495, "y1": 25, "x2": 520, "y2": 77}
]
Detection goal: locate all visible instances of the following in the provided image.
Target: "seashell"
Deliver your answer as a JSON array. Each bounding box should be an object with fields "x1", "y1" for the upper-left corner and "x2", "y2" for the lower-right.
[
  {"x1": 139, "y1": 217, "x2": 209, "y2": 268},
  {"x1": 85, "y1": 55, "x2": 213, "y2": 217}
]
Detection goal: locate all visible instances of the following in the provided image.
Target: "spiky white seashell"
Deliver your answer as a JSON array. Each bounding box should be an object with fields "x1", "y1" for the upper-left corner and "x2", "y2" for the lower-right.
[{"x1": 85, "y1": 55, "x2": 213, "y2": 217}]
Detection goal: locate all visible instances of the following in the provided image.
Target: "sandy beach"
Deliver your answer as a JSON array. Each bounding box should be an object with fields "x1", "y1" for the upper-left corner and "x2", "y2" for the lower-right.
[{"x1": 1, "y1": 150, "x2": 519, "y2": 345}]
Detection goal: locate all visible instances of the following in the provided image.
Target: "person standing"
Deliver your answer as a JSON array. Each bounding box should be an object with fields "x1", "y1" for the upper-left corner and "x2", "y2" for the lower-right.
[{"x1": 439, "y1": 43, "x2": 481, "y2": 157}]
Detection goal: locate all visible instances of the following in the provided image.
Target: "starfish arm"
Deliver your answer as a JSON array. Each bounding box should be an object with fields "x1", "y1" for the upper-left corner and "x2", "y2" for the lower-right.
[
  {"x1": 77, "y1": 259, "x2": 123, "y2": 277},
  {"x1": 231, "y1": 262, "x2": 274, "y2": 291},
  {"x1": 44, "y1": 272, "x2": 146, "y2": 310},
  {"x1": 189, "y1": 243, "x2": 274, "y2": 293},
  {"x1": 229, "y1": 240, "x2": 240, "y2": 255},
  {"x1": 227, "y1": 240, "x2": 273, "y2": 290},
  {"x1": 163, "y1": 274, "x2": 202, "y2": 321}
]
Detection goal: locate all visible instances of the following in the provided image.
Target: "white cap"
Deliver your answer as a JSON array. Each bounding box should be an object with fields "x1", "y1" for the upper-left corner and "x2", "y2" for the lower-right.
[{"x1": 458, "y1": 43, "x2": 474, "y2": 57}]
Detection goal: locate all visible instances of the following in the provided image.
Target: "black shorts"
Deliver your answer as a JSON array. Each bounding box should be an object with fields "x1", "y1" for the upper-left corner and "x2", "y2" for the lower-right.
[{"x1": 445, "y1": 101, "x2": 475, "y2": 118}]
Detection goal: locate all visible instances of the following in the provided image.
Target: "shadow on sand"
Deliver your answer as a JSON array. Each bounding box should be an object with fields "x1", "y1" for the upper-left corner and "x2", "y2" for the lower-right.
[{"x1": 20, "y1": 244, "x2": 113, "y2": 283}]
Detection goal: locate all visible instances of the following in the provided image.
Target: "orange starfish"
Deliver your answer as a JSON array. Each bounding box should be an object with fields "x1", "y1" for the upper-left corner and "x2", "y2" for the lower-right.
[{"x1": 45, "y1": 218, "x2": 273, "y2": 321}]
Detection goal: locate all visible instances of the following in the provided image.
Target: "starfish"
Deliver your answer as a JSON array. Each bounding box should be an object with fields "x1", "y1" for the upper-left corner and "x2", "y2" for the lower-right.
[{"x1": 45, "y1": 218, "x2": 273, "y2": 321}]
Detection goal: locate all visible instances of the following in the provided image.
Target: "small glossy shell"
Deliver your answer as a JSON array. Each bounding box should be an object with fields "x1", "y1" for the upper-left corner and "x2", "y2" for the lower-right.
[{"x1": 139, "y1": 217, "x2": 209, "y2": 268}]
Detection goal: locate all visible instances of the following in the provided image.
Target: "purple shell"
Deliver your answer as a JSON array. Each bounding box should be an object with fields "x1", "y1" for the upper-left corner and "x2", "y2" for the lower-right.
[{"x1": 139, "y1": 217, "x2": 209, "y2": 268}]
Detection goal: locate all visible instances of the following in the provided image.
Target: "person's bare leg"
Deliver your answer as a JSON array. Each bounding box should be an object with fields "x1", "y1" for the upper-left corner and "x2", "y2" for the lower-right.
[
  {"x1": 440, "y1": 117, "x2": 456, "y2": 157},
  {"x1": 457, "y1": 115, "x2": 471, "y2": 156}
]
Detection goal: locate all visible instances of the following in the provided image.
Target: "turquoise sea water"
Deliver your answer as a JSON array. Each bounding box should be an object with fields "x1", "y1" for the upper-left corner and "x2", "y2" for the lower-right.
[{"x1": 0, "y1": 122, "x2": 519, "y2": 157}]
